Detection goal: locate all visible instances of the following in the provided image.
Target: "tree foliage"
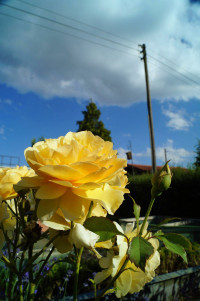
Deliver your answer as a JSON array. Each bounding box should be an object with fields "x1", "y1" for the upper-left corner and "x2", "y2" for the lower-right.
[
  {"x1": 76, "y1": 101, "x2": 112, "y2": 141},
  {"x1": 194, "y1": 139, "x2": 200, "y2": 168},
  {"x1": 31, "y1": 136, "x2": 45, "y2": 147}
]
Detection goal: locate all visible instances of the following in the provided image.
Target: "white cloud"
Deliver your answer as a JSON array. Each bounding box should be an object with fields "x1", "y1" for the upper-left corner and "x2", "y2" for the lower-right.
[
  {"x1": 117, "y1": 147, "x2": 128, "y2": 159},
  {"x1": 122, "y1": 133, "x2": 131, "y2": 137},
  {"x1": 0, "y1": 98, "x2": 12, "y2": 105},
  {"x1": 0, "y1": 0, "x2": 200, "y2": 105},
  {"x1": 0, "y1": 125, "x2": 4, "y2": 135},
  {"x1": 162, "y1": 105, "x2": 194, "y2": 131},
  {"x1": 4, "y1": 99, "x2": 12, "y2": 105},
  {"x1": 156, "y1": 139, "x2": 194, "y2": 166},
  {"x1": 133, "y1": 139, "x2": 194, "y2": 166}
]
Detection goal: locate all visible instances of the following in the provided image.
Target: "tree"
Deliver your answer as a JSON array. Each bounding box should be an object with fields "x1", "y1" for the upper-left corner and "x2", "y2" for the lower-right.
[
  {"x1": 77, "y1": 101, "x2": 112, "y2": 141},
  {"x1": 31, "y1": 136, "x2": 45, "y2": 147},
  {"x1": 194, "y1": 139, "x2": 200, "y2": 168}
]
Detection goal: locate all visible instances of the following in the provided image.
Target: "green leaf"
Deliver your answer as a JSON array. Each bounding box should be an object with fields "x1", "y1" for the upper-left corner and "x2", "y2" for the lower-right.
[
  {"x1": 130, "y1": 197, "x2": 141, "y2": 229},
  {"x1": 154, "y1": 230, "x2": 165, "y2": 237},
  {"x1": 88, "y1": 278, "x2": 95, "y2": 285},
  {"x1": 164, "y1": 233, "x2": 192, "y2": 251},
  {"x1": 1, "y1": 256, "x2": 18, "y2": 275},
  {"x1": 128, "y1": 236, "x2": 154, "y2": 271},
  {"x1": 159, "y1": 236, "x2": 188, "y2": 263},
  {"x1": 104, "y1": 287, "x2": 119, "y2": 296},
  {"x1": 84, "y1": 216, "x2": 124, "y2": 242}
]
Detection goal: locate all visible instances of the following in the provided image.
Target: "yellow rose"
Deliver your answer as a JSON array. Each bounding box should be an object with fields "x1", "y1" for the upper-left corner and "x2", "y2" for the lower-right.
[
  {"x1": 16, "y1": 131, "x2": 129, "y2": 222},
  {"x1": 0, "y1": 166, "x2": 35, "y2": 201},
  {"x1": 94, "y1": 222, "x2": 160, "y2": 298},
  {"x1": 45, "y1": 209, "x2": 99, "y2": 253},
  {"x1": 0, "y1": 202, "x2": 16, "y2": 254}
]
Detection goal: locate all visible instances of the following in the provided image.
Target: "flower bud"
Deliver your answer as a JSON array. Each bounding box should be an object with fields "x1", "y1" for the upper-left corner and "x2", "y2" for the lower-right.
[{"x1": 151, "y1": 161, "x2": 172, "y2": 199}]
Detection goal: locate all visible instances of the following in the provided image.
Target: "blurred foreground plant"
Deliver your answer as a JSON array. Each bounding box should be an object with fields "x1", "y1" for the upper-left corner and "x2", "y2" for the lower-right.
[{"x1": 0, "y1": 132, "x2": 192, "y2": 300}]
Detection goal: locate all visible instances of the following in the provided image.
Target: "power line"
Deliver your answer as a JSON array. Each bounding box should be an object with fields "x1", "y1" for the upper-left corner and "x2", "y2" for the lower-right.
[
  {"x1": 147, "y1": 47, "x2": 200, "y2": 83},
  {"x1": 147, "y1": 58, "x2": 200, "y2": 92},
  {"x1": 15, "y1": 0, "x2": 200, "y2": 84},
  {"x1": 148, "y1": 53, "x2": 200, "y2": 87},
  {"x1": 1, "y1": 3, "x2": 200, "y2": 90},
  {"x1": 1, "y1": 3, "x2": 139, "y2": 53},
  {"x1": 16, "y1": 0, "x2": 140, "y2": 48},
  {"x1": 0, "y1": 11, "x2": 139, "y2": 58}
]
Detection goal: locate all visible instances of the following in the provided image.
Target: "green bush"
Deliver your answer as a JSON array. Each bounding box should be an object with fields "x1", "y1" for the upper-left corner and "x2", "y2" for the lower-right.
[
  {"x1": 156, "y1": 242, "x2": 200, "y2": 275},
  {"x1": 115, "y1": 168, "x2": 200, "y2": 218}
]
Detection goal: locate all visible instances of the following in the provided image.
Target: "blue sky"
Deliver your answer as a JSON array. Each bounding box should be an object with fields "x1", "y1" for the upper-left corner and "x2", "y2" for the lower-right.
[{"x1": 0, "y1": 0, "x2": 200, "y2": 168}]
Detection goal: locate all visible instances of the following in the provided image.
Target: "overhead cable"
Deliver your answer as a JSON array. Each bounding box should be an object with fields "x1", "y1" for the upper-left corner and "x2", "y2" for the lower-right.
[
  {"x1": 1, "y1": 3, "x2": 139, "y2": 53},
  {"x1": 0, "y1": 11, "x2": 139, "y2": 58}
]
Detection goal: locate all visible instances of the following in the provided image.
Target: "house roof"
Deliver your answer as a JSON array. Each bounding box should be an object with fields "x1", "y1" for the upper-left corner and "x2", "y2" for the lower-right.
[
  {"x1": 127, "y1": 163, "x2": 187, "y2": 172},
  {"x1": 127, "y1": 163, "x2": 162, "y2": 171}
]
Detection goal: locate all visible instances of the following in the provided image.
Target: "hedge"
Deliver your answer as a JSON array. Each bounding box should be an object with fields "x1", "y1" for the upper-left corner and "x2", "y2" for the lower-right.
[{"x1": 115, "y1": 168, "x2": 200, "y2": 219}]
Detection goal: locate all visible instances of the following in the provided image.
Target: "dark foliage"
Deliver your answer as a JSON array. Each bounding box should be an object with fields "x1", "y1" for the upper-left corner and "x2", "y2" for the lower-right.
[
  {"x1": 76, "y1": 101, "x2": 112, "y2": 142},
  {"x1": 116, "y1": 168, "x2": 200, "y2": 218}
]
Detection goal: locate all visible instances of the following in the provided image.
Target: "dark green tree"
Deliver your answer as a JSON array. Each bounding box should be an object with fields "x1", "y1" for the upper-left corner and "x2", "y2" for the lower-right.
[
  {"x1": 31, "y1": 136, "x2": 45, "y2": 147},
  {"x1": 77, "y1": 101, "x2": 112, "y2": 141},
  {"x1": 194, "y1": 139, "x2": 200, "y2": 168}
]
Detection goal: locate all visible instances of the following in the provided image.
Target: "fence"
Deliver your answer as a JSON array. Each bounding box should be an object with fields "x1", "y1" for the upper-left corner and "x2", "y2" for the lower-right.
[{"x1": 0, "y1": 155, "x2": 20, "y2": 167}]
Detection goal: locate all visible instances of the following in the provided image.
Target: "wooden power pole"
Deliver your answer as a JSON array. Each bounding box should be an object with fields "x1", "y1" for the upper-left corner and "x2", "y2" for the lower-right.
[{"x1": 139, "y1": 44, "x2": 157, "y2": 173}]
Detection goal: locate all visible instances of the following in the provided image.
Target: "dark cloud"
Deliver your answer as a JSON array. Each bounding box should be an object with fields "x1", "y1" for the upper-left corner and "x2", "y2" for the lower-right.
[
  {"x1": 189, "y1": 0, "x2": 200, "y2": 4},
  {"x1": 0, "y1": 0, "x2": 200, "y2": 106}
]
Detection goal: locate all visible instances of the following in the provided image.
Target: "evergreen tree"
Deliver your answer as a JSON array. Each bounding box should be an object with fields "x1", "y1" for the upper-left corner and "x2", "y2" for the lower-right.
[
  {"x1": 194, "y1": 139, "x2": 200, "y2": 168},
  {"x1": 31, "y1": 136, "x2": 45, "y2": 147},
  {"x1": 77, "y1": 101, "x2": 112, "y2": 141}
]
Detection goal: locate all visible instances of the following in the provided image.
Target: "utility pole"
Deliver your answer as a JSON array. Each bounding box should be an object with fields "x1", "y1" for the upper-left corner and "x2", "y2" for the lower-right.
[
  {"x1": 164, "y1": 148, "x2": 167, "y2": 163},
  {"x1": 139, "y1": 43, "x2": 157, "y2": 173},
  {"x1": 127, "y1": 140, "x2": 134, "y2": 175}
]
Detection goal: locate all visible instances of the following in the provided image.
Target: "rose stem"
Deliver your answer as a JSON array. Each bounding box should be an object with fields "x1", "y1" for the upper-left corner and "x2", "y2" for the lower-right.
[
  {"x1": 139, "y1": 197, "x2": 155, "y2": 236},
  {"x1": 73, "y1": 201, "x2": 94, "y2": 301}
]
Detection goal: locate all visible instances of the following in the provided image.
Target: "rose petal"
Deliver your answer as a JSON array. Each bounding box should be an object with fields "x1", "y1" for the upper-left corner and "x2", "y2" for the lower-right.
[
  {"x1": 70, "y1": 223, "x2": 99, "y2": 249},
  {"x1": 37, "y1": 198, "x2": 59, "y2": 221},
  {"x1": 49, "y1": 229, "x2": 73, "y2": 253},
  {"x1": 49, "y1": 179, "x2": 73, "y2": 188},
  {"x1": 115, "y1": 269, "x2": 132, "y2": 298},
  {"x1": 70, "y1": 162, "x2": 100, "y2": 176},
  {"x1": 59, "y1": 189, "x2": 85, "y2": 221},
  {"x1": 15, "y1": 176, "x2": 42, "y2": 189},
  {"x1": 37, "y1": 165, "x2": 82, "y2": 181},
  {"x1": 36, "y1": 183, "x2": 67, "y2": 199},
  {"x1": 43, "y1": 210, "x2": 71, "y2": 230},
  {"x1": 94, "y1": 269, "x2": 111, "y2": 284},
  {"x1": 95, "y1": 240, "x2": 113, "y2": 249},
  {"x1": 72, "y1": 183, "x2": 124, "y2": 214}
]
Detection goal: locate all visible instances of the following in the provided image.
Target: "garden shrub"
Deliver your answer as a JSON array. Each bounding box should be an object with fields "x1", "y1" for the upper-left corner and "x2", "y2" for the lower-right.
[{"x1": 115, "y1": 168, "x2": 200, "y2": 218}]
